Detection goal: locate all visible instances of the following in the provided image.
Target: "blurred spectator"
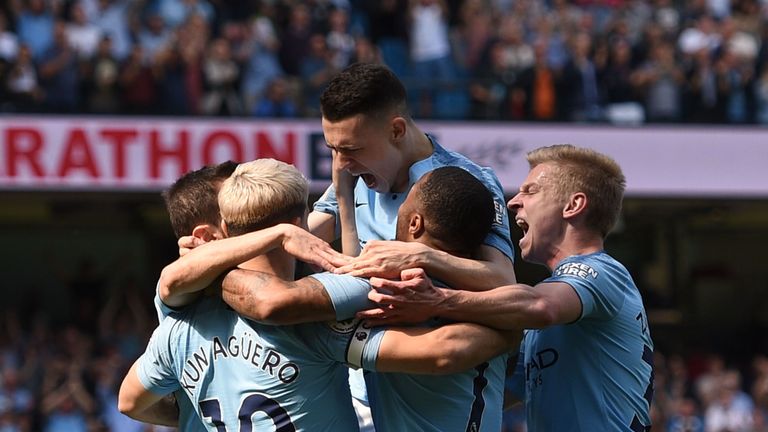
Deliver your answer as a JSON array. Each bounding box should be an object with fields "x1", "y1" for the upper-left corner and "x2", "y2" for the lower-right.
[
  {"x1": 469, "y1": 40, "x2": 515, "y2": 119},
  {"x1": 93, "y1": 0, "x2": 133, "y2": 61},
  {"x1": 39, "y1": 332, "x2": 97, "y2": 432},
  {"x1": 119, "y1": 45, "x2": 157, "y2": 114},
  {"x1": 326, "y1": 7, "x2": 355, "y2": 69},
  {"x1": 240, "y1": 3, "x2": 284, "y2": 112},
  {"x1": 299, "y1": 33, "x2": 339, "y2": 116},
  {"x1": 408, "y1": 0, "x2": 456, "y2": 117},
  {"x1": 368, "y1": 0, "x2": 409, "y2": 77},
  {"x1": 65, "y1": 2, "x2": 102, "y2": 60},
  {"x1": 0, "y1": 11, "x2": 19, "y2": 62},
  {"x1": 253, "y1": 76, "x2": 298, "y2": 117},
  {"x1": 667, "y1": 397, "x2": 705, "y2": 432},
  {"x1": 631, "y1": 40, "x2": 685, "y2": 121},
  {"x1": 38, "y1": 21, "x2": 80, "y2": 112},
  {"x1": 15, "y1": 0, "x2": 54, "y2": 61},
  {"x1": 4, "y1": 44, "x2": 43, "y2": 112},
  {"x1": 601, "y1": 37, "x2": 638, "y2": 104},
  {"x1": 84, "y1": 36, "x2": 119, "y2": 113},
  {"x1": 137, "y1": 12, "x2": 171, "y2": 63},
  {"x1": 513, "y1": 37, "x2": 559, "y2": 121},
  {"x1": 704, "y1": 370, "x2": 755, "y2": 432},
  {"x1": 350, "y1": 35, "x2": 382, "y2": 64},
  {"x1": 278, "y1": 3, "x2": 313, "y2": 76},
  {"x1": 157, "y1": 0, "x2": 214, "y2": 29},
  {"x1": 153, "y1": 42, "x2": 193, "y2": 115},
  {"x1": 201, "y1": 37, "x2": 241, "y2": 116},
  {"x1": 560, "y1": 31, "x2": 603, "y2": 121},
  {"x1": 451, "y1": 0, "x2": 495, "y2": 73},
  {"x1": 696, "y1": 353, "x2": 728, "y2": 407},
  {"x1": 684, "y1": 45, "x2": 724, "y2": 122}
]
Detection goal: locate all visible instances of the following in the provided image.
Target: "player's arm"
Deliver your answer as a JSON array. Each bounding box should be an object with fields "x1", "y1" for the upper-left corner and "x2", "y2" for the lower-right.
[
  {"x1": 360, "y1": 268, "x2": 581, "y2": 330},
  {"x1": 221, "y1": 269, "x2": 337, "y2": 325},
  {"x1": 118, "y1": 361, "x2": 178, "y2": 427},
  {"x1": 373, "y1": 323, "x2": 522, "y2": 375},
  {"x1": 308, "y1": 210, "x2": 336, "y2": 243},
  {"x1": 417, "y1": 244, "x2": 515, "y2": 288},
  {"x1": 336, "y1": 241, "x2": 516, "y2": 290},
  {"x1": 159, "y1": 223, "x2": 347, "y2": 308}
]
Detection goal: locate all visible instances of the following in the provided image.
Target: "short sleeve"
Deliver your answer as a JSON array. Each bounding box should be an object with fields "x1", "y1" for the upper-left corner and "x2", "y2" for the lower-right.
[
  {"x1": 481, "y1": 168, "x2": 515, "y2": 262},
  {"x1": 136, "y1": 323, "x2": 180, "y2": 395},
  {"x1": 309, "y1": 272, "x2": 376, "y2": 320},
  {"x1": 301, "y1": 318, "x2": 381, "y2": 369},
  {"x1": 546, "y1": 258, "x2": 624, "y2": 321},
  {"x1": 359, "y1": 327, "x2": 386, "y2": 371},
  {"x1": 154, "y1": 279, "x2": 182, "y2": 323}
]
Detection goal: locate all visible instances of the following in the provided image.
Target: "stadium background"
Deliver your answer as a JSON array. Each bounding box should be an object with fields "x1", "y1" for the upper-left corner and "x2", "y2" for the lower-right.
[{"x1": 1, "y1": 0, "x2": 768, "y2": 431}]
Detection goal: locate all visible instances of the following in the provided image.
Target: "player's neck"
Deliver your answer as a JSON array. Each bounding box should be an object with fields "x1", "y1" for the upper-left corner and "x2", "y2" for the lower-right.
[
  {"x1": 546, "y1": 234, "x2": 604, "y2": 270},
  {"x1": 239, "y1": 250, "x2": 296, "y2": 280},
  {"x1": 392, "y1": 129, "x2": 434, "y2": 193}
]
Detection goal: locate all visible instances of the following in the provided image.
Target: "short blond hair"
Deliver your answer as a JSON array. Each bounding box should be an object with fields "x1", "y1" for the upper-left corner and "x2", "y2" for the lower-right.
[
  {"x1": 218, "y1": 159, "x2": 308, "y2": 236},
  {"x1": 527, "y1": 144, "x2": 626, "y2": 238}
]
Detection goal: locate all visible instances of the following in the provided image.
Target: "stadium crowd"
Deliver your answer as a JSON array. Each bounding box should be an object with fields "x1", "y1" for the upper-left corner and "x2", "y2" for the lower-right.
[
  {"x1": 0, "y1": 264, "x2": 765, "y2": 431},
  {"x1": 1, "y1": 0, "x2": 768, "y2": 123}
]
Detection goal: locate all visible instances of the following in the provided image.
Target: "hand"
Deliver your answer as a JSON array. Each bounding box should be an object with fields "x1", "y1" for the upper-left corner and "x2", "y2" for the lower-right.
[
  {"x1": 356, "y1": 268, "x2": 447, "y2": 326},
  {"x1": 331, "y1": 149, "x2": 357, "y2": 201},
  {"x1": 334, "y1": 240, "x2": 428, "y2": 278},
  {"x1": 281, "y1": 225, "x2": 352, "y2": 271},
  {"x1": 178, "y1": 235, "x2": 205, "y2": 256}
]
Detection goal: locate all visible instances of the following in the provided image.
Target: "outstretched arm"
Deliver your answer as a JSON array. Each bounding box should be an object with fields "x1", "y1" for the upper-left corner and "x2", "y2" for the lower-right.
[
  {"x1": 159, "y1": 224, "x2": 349, "y2": 308},
  {"x1": 358, "y1": 268, "x2": 581, "y2": 330},
  {"x1": 118, "y1": 361, "x2": 178, "y2": 427},
  {"x1": 335, "y1": 242, "x2": 516, "y2": 290},
  {"x1": 374, "y1": 323, "x2": 522, "y2": 375}
]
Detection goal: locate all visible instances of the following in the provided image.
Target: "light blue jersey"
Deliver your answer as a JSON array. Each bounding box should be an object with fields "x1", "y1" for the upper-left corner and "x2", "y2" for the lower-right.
[
  {"x1": 139, "y1": 296, "x2": 360, "y2": 431},
  {"x1": 313, "y1": 136, "x2": 514, "y2": 259},
  {"x1": 312, "y1": 272, "x2": 509, "y2": 432},
  {"x1": 508, "y1": 252, "x2": 655, "y2": 431},
  {"x1": 314, "y1": 136, "x2": 515, "y2": 406},
  {"x1": 153, "y1": 282, "x2": 206, "y2": 432}
]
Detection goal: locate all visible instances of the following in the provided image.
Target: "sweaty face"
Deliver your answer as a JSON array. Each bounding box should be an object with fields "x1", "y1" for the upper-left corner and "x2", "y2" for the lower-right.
[
  {"x1": 322, "y1": 114, "x2": 401, "y2": 193},
  {"x1": 507, "y1": 163, "x2": 565, "y2": 265}
]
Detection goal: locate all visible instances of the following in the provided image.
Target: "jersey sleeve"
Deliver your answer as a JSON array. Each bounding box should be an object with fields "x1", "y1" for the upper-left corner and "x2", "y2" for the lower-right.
[
  {"x1": 309, "y1": 272, "x2": 376, "y2": 320},
  {"x1": 154, "y1": 279, "x2": 182, "y2": 323},
  {"x1": 482, "y1": 168, "x2": 515, "y2": 262},
  {"x1": 358, "y1": 326, "x2": 385, "y2": 371},
  {"x1": 546, "y1": 257, "x2": 624, "y2": 321},
  {"x1": 297, "y1": 319, "x2": 382, "y2": 370},
  {"x1": 136, "y1": 322, "x2": 181, "y2": 395},
  {"x1": 312, "y1": 184, "x2": 341, "y2": 238}
]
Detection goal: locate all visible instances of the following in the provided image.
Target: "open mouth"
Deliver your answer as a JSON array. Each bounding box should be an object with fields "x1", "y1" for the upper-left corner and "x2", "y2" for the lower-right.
[
  {"x1": 360, "y1": 173, "x2": 376, "y2": 188},
  {"x1": 515, "y1": 218, "x2": 529, "y2": 235}
]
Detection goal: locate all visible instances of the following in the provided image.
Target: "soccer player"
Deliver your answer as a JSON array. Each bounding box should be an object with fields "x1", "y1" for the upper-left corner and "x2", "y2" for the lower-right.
[
  {"x1": 312, "y1": 61, "x2": 518, "y2": 428},
  {"x1": 132, "y1": 161, "x2": 346, "y2": 430},
  {"x1": 119, "y1": 160, "x2": 517, "y2": 431},
  {"x1": 361, "y1": 144, "x2": 656, "y2": 431},
  {"x1": 136, "y1": 160, "x2": 238, "y2": 430}
]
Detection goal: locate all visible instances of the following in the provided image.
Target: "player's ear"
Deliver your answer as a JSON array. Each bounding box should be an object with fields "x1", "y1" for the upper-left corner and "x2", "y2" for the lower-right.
[
  {"x1": 409, "y1": 213, "x2": 425, "y2": 238},
  {"x1": 192, "y1": 224, "x2": 219, "y2": 242},
  {"x1": 391, "y1": 116, "x2": 406, "y2": 145},
  {"x1": 563, "y1": 192, "x2": 587, "y2": 219}
]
